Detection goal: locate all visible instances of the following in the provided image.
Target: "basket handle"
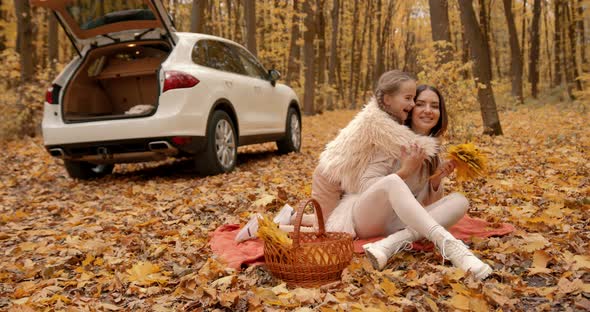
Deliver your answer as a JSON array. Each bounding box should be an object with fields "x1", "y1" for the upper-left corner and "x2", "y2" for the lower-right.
[{"x1": 292, "y1": 199, "x2": 326, "y2": 248}]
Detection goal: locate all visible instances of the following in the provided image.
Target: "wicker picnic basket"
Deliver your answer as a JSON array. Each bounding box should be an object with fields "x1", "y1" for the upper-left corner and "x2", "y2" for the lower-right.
[{"x1": 263, "y1": 199, "x2": 354, "y2": 287}]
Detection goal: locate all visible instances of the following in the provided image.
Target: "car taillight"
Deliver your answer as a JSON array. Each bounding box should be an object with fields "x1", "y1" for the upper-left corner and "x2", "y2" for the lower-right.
[
  {"x1": 45, "y1": 86, "x2": 53, "y2": 104},
  {"x1": 45, "y1": 85, "x2": 61, "y2": 104},
  {"x1": 163, "y1": 71, "x2": 200, "y2": 93}
]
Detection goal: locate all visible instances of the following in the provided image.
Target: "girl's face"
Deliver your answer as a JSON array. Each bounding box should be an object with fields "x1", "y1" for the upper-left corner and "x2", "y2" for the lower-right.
[
  {"x1": 411, "y1": 89, "x2": 441, "y2": 135},
  {"x1": 382, "y1": 80, "x2": 416, "y2": 122}
]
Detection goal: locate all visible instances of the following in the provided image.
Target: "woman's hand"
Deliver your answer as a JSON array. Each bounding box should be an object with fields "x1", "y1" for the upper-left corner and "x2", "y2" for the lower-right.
[
  {"x1": 430, "y1": 160, "x2": 456, "y2": 190},
  {"x1": 396, "y1": 144, "x2": 426, "y2": 180}
]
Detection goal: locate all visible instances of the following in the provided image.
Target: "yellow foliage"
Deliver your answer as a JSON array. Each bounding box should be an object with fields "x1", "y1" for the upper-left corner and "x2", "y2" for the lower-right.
[
  {"x1": 416, "y1": 41, "x2": 479, "y2": 138},
  {"x1": 126, "y1": 261, "x2": 168, "y2": 286},
  {"x1": 447, "y1": 143, "x2": 487, "y2": 181},
  {"x1": 257, "y1": 214, "x2": 292, "y2": 248},
  {"x1": 0, "y1": 48, "x2": 56, "y2": 138}
]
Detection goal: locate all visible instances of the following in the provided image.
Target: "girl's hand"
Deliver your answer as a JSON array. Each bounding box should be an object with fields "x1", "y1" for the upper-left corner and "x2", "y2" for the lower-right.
[
  {"x1": 430, "y1": 160, "x2": 456, "y2": 190},
  {"x1": 396, "y1": 144, "x2": 426, "y2": 179},
  {"x1": 433, "y1": 160, "x2": 456, "y2": 179}
]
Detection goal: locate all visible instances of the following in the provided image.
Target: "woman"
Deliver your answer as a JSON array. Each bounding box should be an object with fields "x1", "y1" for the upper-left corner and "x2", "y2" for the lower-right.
[
  {"x1": 315, "y1": 71, "x2": 492, "y2": 280},
  {"x1": 360, "y1": 84, "x2": 470, "y2": 271}
]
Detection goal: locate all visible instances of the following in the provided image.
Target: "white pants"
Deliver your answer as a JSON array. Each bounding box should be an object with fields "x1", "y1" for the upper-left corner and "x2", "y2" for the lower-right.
[{"x1": 352, "y1": 174, "x2": 468, "y2": 239}]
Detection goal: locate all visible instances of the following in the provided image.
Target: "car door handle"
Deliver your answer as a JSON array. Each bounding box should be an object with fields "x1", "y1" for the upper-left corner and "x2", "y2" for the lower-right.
[
  {"x1": 254, "y1": 86, "x2": 261, "y2": 92},
  {"x1": 224, "y1": 80, "x2": 233, "y2": 88}
]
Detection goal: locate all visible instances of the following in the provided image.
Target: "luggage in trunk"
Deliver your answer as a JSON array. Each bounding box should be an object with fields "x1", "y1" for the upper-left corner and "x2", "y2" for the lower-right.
[{"x1": 63, "y1": 41, "x2": 170, "y2": 121}]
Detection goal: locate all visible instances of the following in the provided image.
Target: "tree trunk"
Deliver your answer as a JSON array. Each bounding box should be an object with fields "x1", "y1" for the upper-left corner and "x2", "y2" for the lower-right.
[
  {"x1": 529, "y1": 0, "x2": 541, "y2": 98},
  {"x1": 191, "y1": 0, "x2": 207, "y2": 33},
  {"x1": 234, "y1": 0, "x2": 243, "y2": 43},
  {"x1": 402, "y1": 12, "x2": 415, "y2": 73},
  {"x1": 460, "y1": 24, "x2": 470, "y2": 79},
  {"x1": 226, "y1": 0, "x2": 233, "y2": 40},
  {"x1": 553, "y1": 0, "x2": 563, "y2": 88},
  {"x1": 244, "y1": 0, "x2": 257, "y2": 56},
  {"x1": 14, "y1": 0, "x2": 35, "y2": 136},
  {"x1": 364, "y1": 0, "x2": 375, "y2": 97},
  {"x1": 458, "y1": 0, "x2": 503, "y2": 135},
  {"x1": 479, "y1": 0, "x2": 490, "y2": 44},
  {"x1": 568, "y1": 3, "x2": 583, "y2": 91},
  {"x1": 48, "y1": 11, "x2": 58, "y2": 71},
  {"x1": 578, "y1": 0, "x2": 587, "y2": 70},
  {"x1": 502, "y1": 0, "x2": 523, "y2": 103},
  {"x1": 31, "y1": 6, "x2": 40, "y2": 69},
  {"x1": 402, "y1": 31, "x2": 416, "y2": 73},
  {"x1": 478, "y1": 0, "x2": 495, "y2": 80},
  {"x1": 491, "y1": 26, "x2": 503, "y2": 79},
  {"x1": 374, "y1": 0, "x2": 395, "y2": 87},
  {"x1": 428, "y1": 0, "x2": 453, "y2": 63},
  {"x1": 520, "y1": 0, "x2": 527, "y2": 68},
  {"x1": 336, "y1": 1, "x2": 345, "y2": 103},
  {"x1": 316, "y1": 0, "x2": 327, "y2": 111},
  {"x1": 316, "y1": 0, "x2": 327, "y2": 86},
  {"x1": 566, "y1": 1, "x2": 582, "y2": 92},
  {"x1": 15, "y1": 0, "x2": 34, "y2": 82},
  {"x1": 327, "y1": 0, "x2": 340, "y2": 110},
  {"x1": 212, "y1": 2, "x2": 222, "y2": 36},
  {"x1": 543, "y1": 2, "x2": 553, "y2": 84},
  {"x1": 303, "y1": 0, "x2": 316, "y2": 115},
  {"x1": 286, "y1": 0, "x2": 301, "y2": 86},
  {"x1": 348, "y1": 0, "x2": 359, "y2": 109},
  {"x1": 0, "y1": 0, "x2": 5, "y2": 52},
  {"x1": 560, "y1": 1, "x2": 574, "y2": 99},
  {"x1": 355, "y1": 0, "x2": 371, "y2": 105}
]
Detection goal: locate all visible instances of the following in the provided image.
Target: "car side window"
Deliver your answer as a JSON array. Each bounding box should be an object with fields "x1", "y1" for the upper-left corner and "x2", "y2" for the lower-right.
[
  {"x1": 204, "y1": 40, "x2": 246, "y2": 75},
  {"x1": 231, "y1": 45, "x2": 268, "y2": 80},
  {"x1": 191, "y1": 40, "x2": 208, "y2": 66}
]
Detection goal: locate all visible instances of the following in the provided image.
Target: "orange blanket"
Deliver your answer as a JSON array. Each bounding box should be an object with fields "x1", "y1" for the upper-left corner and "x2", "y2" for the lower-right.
[{"x1": 209, "y1": 216, "x2": 515, "y2": 270}]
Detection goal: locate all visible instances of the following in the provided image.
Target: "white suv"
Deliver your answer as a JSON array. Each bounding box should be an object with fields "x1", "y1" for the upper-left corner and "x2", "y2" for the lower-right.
[{"x1": 32, "y1": 0, "x2": 301, "y2": 179}]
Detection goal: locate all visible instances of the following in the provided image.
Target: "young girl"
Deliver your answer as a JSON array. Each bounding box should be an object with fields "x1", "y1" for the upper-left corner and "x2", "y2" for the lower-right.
[{"x1": 316, "y1": 71, "x2": 492, "y2": 280}]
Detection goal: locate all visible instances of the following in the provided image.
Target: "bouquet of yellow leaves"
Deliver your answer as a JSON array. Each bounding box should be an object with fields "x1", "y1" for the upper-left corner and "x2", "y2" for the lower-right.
[
  {"x1": 257, "y1": 214, "x2": 292, "y2": 248},
  {"x1": 446, "y1": 143, "x2": 488, "y2": 181}
]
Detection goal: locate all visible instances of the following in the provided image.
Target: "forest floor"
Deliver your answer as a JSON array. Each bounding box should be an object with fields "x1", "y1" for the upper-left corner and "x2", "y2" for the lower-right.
[{"x1": 0, "y1": 102, "x2": 589, "y2": 311}]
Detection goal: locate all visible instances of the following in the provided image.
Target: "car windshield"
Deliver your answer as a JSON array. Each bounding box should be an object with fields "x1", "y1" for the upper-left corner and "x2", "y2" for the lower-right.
[{"x1": 66, "y1": 0, "x2": 155, "y2": 30}]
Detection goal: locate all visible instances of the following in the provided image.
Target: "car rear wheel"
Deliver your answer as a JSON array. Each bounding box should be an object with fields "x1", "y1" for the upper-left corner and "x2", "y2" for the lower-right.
[
  {"x1": 276, "y1": 107, "x2": 301, "y2": 154},
  {"x1": 195, "y1": 110, "x2": 237, "y2": 175},
  {"x1": 64, "y1": 160, "x2": 114, "y2": 180}
]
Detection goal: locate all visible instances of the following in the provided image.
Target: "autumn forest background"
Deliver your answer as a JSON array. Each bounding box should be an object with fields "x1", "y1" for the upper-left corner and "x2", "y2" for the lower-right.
[{"x1": 0, "y1": 0, "x2": 589, "y2": 311}]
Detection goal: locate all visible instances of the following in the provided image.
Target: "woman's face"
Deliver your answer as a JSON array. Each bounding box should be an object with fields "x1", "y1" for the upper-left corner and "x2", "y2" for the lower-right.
[
  {"x1": 382, "y1": 80, "x2": 416, "y2": 122},
  {"x1": 411, "y1": 89, "x2": 441, "y2": 135}
]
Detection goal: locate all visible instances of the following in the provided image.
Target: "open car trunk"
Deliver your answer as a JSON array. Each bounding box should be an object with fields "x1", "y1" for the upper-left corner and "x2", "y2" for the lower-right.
[{"x1": 63, "y1": 40, "x2": 171, "y2": 122}]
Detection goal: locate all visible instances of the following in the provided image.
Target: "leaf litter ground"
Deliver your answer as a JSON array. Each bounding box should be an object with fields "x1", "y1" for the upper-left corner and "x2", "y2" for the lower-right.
[{"x1": 0, "y1": 104, "x2": 588, "y2": 311}]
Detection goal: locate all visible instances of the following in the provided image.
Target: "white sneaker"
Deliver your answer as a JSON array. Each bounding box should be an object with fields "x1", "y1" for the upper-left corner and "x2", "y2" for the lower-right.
[
  {"x1": 273, "y1": 204, "x2": 294, "y2": 225},
  {"x1": 235, "y1": 205, "x2": 294, "y2": 243},
  {"x1": 235, "y1": 213, "x2": 262, "y2": 243},
  {"x1": 363, "y1": 239, "x2": 413, "y2": 271},
  {"x1": 437, "y1": 238, "x2": 493, "y2": 280}
]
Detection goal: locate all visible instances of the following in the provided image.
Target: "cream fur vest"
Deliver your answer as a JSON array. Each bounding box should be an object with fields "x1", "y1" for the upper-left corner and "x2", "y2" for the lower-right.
[{"x1": 318, "y1": 98, "x2": 439, "y2": 194}]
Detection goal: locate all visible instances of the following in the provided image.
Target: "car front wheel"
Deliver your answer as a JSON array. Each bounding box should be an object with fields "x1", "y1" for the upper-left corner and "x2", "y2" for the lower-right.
[
  {"x1": 276, "y1": 107, "x2": 301, "y2": 154},
  {"x1": 195, "y1": 110, "x2": 237, "y2": 175},
  {"x1": 64, "y1": 160, "x2": 114, "y2": 180}
]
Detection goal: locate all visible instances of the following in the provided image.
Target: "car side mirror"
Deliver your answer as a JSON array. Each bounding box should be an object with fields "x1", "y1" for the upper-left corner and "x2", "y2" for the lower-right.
[{"x1": 269, "y1": 69, "x2": 281, "y2": 86}]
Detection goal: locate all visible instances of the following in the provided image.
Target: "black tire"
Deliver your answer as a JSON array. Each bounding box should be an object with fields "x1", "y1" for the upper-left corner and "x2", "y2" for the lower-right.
[
  {"x1": 64, "y1": 160, "x2": 114, "y2": 180},
  {"x1": 276, "y1": 107, "x2": 301, "y2": 154},
  {"x1": 195, "y1": 110, "x2": 238, "y2": 175}
]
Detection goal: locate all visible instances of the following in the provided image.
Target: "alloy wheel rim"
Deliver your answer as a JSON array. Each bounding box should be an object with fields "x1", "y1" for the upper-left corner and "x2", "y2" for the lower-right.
[
  {"x1": 215, "y1": 119, "x2": 236, "y2": 168},
  {"x1": 290, "y1": 114, "x2": 301, "y2": 149}
]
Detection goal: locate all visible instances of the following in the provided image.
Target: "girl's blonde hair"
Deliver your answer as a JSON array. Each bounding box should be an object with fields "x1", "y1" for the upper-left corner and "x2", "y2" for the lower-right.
[{"x1": 375, "y1": 70, "x2": 416, "y2": 111}]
